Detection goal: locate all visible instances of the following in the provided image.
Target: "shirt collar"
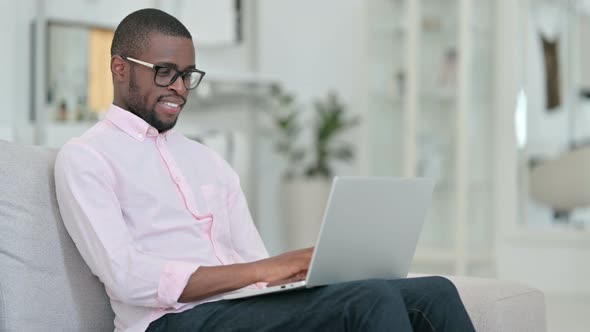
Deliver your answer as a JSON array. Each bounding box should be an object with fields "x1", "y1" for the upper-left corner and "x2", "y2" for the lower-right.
[{"x1": 105, "y1": 104, "x2": 170, "y2": 141}]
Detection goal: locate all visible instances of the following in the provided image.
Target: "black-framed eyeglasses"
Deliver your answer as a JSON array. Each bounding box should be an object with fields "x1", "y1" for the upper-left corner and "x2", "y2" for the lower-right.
[{"x1": 121, "y1": 55, "x2": 206, "y2": 90}]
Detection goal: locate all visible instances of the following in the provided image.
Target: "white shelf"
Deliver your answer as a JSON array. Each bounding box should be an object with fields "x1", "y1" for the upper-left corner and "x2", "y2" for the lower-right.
[{"x1": 365, "y1": 0, "x2": 495, "y2": 276}]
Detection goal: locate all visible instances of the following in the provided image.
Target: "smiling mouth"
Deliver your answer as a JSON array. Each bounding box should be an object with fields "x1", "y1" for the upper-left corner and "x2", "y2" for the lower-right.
[
  {"x1": 160, "y1": 101, "x2": 182, "y2": 109},
  {"x1": 157, "y1": 100, "x2": 185, "y2": 115}
]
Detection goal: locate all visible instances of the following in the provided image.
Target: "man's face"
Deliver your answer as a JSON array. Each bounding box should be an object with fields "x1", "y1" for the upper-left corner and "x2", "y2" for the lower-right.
[{"x1": 125, "y1": 33, "x2": 195, "y2": 132}]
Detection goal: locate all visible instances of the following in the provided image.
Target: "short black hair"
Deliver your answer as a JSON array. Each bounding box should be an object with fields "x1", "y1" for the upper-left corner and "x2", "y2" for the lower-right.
[{"x1": 111, "y1": 8, "x2": 192, "y2": 58}]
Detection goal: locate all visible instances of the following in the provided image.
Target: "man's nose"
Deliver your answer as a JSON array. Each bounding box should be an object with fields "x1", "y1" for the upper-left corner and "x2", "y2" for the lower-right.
[{"x1": 168, "y1": 75, "x2": 187, "y2": 95}]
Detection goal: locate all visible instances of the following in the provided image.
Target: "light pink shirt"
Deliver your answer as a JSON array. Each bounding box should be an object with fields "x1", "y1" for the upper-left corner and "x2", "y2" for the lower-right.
[{"x1": 54, "y1": 104, "x2": 269, "y2": 332}]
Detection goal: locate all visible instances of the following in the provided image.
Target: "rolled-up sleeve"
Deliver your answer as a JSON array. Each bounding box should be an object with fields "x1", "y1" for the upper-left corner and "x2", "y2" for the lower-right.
[{"x1": 54, "y1": 142, "x2": 198, "y2": 309}]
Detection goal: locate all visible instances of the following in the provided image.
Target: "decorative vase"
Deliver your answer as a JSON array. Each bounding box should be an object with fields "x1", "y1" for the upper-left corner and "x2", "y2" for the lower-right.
[{"x1": 282, "y1": 177, "x2": 332, "y2": 251}]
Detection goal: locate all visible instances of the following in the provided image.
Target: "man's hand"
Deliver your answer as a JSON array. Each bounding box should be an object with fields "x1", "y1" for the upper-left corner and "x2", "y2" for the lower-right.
[
  {"x1": 179, "y1": 247, "x2": 314, "y2": 303},
  {"x1": 266, "y1": 272, "x2": 308, "y2": 288},
  {"x1": 254, "y1": 247, "x2": 313, "y2": 284}
]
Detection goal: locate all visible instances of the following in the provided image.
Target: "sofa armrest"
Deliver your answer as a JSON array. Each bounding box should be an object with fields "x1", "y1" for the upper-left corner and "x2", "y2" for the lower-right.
[{"x1": 409, "y1": 274, "x2": 547, "y2": 332}]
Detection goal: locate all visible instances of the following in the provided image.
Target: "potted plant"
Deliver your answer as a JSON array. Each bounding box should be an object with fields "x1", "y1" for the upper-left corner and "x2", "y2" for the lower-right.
[
  {"x1": 304, "y1": 92, "x2": 360, "y2": 178},
  {"x1": 267, "y1": 86, "x2": 360, "y2": 249},
  {"x1": 265, "y1": 84, "x2": 305, "y2": 179}
]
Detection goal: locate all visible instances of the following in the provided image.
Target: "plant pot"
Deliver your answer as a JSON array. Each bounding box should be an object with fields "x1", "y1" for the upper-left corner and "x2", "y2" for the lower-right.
[{"x1": 282, "y1": 177, "x2": 332, "y2": 251}]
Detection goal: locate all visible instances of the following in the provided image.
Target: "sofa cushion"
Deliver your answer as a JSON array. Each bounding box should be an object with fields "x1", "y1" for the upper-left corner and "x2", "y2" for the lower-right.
[{"x1": 0, "y1": 140, "x2": 114, "y2": 331}]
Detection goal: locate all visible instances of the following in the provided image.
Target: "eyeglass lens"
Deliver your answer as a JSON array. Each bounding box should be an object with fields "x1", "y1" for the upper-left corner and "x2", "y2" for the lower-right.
[{"x1": 155, "y1": 67, "x2": 202, "y2": 89}]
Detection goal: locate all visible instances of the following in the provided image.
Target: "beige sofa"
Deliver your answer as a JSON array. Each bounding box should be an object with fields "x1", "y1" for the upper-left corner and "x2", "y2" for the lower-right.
[{"x1": 0, "y1": 140, "x2": 547, "y2": 331}]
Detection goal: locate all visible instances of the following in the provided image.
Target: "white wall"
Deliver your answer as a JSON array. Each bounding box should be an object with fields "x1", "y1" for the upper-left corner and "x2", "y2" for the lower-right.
[
  {"x1": 255, "y1": 0, "x2": 366, "y2": 254},
  {"x1": 258, "y1": 0, "x2": 365, "y2": 108},
  {"x1": 0, "y1": 2, "x2": 18, "y2": 141}
]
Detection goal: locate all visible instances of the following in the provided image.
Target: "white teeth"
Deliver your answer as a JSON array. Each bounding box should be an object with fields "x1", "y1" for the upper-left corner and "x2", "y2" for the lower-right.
[{"x1": 162, "y1": 102, "x2": 180, "y2": 108}]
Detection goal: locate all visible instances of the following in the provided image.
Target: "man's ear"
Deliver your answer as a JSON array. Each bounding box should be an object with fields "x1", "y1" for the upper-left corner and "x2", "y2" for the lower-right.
[{"x1": 111, "y1": 55, "x2": 127, "y2": 83}]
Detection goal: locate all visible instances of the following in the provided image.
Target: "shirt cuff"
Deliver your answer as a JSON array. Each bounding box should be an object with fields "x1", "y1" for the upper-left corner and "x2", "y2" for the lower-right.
[{"x1": 157, "y1": 261, "x2": 200, "y2": 309}]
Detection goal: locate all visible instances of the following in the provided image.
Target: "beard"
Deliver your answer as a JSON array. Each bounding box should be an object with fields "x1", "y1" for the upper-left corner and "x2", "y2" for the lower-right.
[{"x1": 126, "y1": 68, "x2": 179, "y2": 133}]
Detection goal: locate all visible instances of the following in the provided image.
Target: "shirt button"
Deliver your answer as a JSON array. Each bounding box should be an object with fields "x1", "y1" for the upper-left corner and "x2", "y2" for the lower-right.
[
  {"x1": 148, "y1": 128, "x2": 157, "y2": 135},
  {"x1": 137, "y1": 133, "x2": 143, "y2": 139},
  {"x1": 175, "y1": 176, "x2": 182, "y2": 183}
]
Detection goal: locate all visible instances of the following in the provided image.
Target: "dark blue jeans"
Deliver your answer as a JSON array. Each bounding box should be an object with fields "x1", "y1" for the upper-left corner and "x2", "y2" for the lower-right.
[{"x1": 147, "y1": 276, "x2": 475, "y2": 331}]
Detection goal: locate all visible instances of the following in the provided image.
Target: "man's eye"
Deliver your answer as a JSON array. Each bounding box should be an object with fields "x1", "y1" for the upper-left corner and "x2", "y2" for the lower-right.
[{"x1": 157, "y1": 67, "x2": 174, "y2": 76}]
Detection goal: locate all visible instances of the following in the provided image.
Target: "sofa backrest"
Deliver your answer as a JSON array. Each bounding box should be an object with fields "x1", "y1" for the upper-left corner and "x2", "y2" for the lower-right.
[{"x1": 0, "y1": 140, "x2": 114, "y2": 331}]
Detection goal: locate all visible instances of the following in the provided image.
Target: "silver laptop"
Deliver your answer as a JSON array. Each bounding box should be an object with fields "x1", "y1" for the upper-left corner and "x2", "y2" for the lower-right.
[{"x1": 222, "y1": 176, "x2": 434, "y2": 300}]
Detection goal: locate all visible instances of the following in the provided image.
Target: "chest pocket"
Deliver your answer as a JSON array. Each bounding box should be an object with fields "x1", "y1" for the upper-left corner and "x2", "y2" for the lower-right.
[{"x1": 201, "y1": 184, "x2": 235, "y2": 264}]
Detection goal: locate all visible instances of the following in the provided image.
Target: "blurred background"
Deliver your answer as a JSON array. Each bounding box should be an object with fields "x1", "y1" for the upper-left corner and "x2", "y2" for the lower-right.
[{"x1": 1, "y1": 0, "x2": 589, "y2": 330}]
